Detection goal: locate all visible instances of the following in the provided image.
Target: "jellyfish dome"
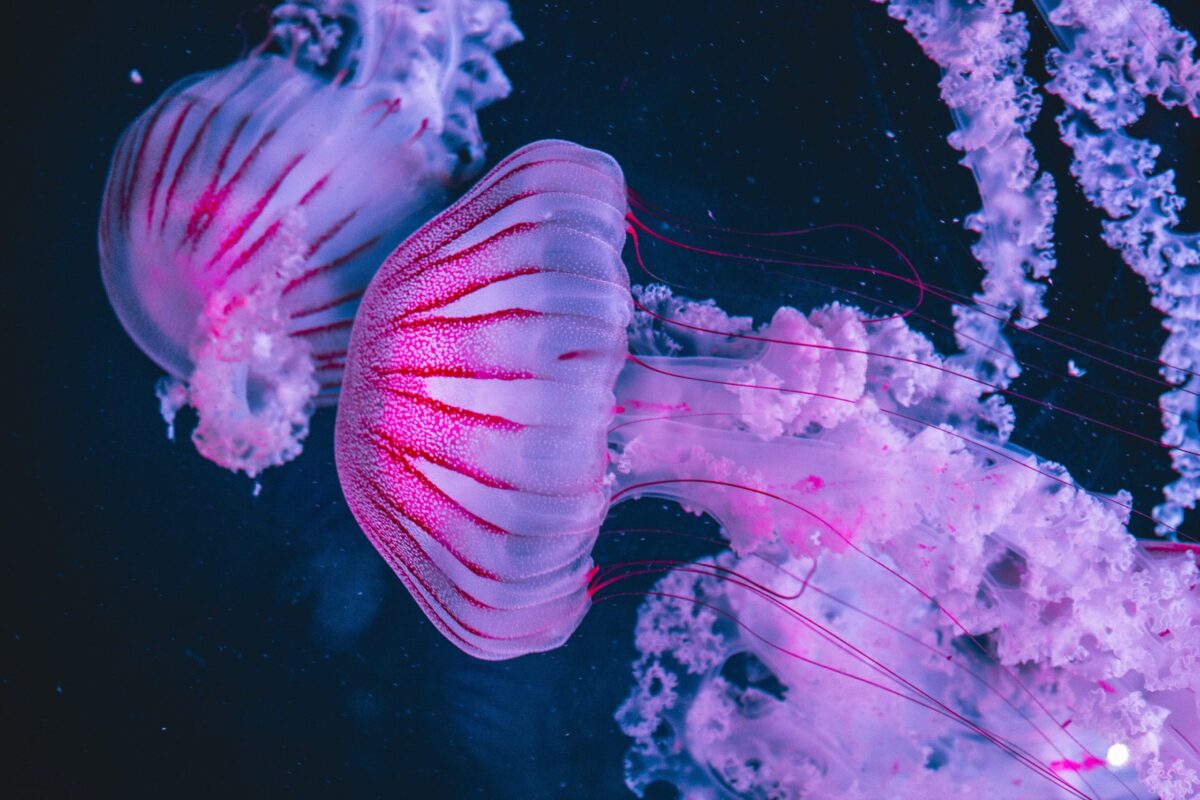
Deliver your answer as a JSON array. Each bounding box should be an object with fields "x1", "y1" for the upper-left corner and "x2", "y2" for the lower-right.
[
  {"x1": 98, "y1": 0, "x2": 521, "y2": 476},
  {"x1": 334, "y1": 140, "x2": 633, "y2": 659},
  {"x1": 333, "y1": 138, "x2": 1200, "y2": 796}
]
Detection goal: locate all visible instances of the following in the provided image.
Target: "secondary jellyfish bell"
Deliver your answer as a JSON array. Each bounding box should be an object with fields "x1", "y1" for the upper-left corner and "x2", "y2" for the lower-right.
[
  {"x1": 335, "y1": 138, "x2": 1198, "y2": 797},
  {"x1": 98, "y1": 0, "x2": 521, "y2": 476},
  {"x1": 335, "y1": 140, "x2": 633, "y2": 659}
]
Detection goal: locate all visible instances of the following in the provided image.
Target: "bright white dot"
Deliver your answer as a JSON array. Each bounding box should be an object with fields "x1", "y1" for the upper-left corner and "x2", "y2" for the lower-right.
[
  {"x1": 1106, "y1": 743, "x2": 1130, "y2": 767},
  {"x1": 129, "y1": 69, "x2": 143, "y2": 85}
]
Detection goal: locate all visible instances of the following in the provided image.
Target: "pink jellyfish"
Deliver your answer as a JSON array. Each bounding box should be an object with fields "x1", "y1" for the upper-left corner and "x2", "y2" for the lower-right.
[
  {"x1": 98, "y1": 0, "x2": 520, "y2": 476},
  {"x1": 334, "y1": 139, "x2": 1200, "y2": 797}
]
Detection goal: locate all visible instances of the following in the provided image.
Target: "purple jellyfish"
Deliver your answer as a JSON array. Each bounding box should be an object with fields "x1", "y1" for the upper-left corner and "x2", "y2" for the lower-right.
[
  {"x1": 333, "y1": 139, "x2": 1200, "y2": 797},
  {"x1": 99, "y1": 0, "x2": 520, "y2": 476}
]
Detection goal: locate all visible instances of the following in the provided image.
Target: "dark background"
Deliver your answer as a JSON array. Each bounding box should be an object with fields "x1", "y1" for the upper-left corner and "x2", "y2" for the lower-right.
[{"x1": 6, "y1": 1, "x2": 1198, "y2": 797}]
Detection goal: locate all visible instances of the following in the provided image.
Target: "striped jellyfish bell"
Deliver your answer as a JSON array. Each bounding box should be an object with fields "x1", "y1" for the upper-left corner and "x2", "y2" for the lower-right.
[{"x1": 334, "y1": 140, "x2": 631, "y2": 659}]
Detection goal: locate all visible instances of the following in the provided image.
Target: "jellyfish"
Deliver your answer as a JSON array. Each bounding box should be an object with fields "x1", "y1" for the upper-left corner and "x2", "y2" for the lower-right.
[
  {"x1": 331, "y1": 138, "x2": 1199, "y2": 797},
  {"x1": 98, "y1": 0, "x2": 521, "y2": 476}
]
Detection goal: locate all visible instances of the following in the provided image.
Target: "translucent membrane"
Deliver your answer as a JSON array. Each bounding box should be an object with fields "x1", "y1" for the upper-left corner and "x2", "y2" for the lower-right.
[{"x1": 334, "y1": 140, "x2": 632, "y2": 659}]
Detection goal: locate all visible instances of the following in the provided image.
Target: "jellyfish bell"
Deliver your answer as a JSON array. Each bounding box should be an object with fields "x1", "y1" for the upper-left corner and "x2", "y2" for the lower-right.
[
  {"x1": 334, "y1": 139, "x2": 633, "y2": 659},
  {"x1": 98, "y1": 0, "x2": 521, "y2": 477}
]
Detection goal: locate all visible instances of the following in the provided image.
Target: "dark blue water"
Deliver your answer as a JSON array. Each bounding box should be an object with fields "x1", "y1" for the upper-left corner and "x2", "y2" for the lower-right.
[{"x1": 8, "y1": 1, "x2": 1198, "y2": 797}]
